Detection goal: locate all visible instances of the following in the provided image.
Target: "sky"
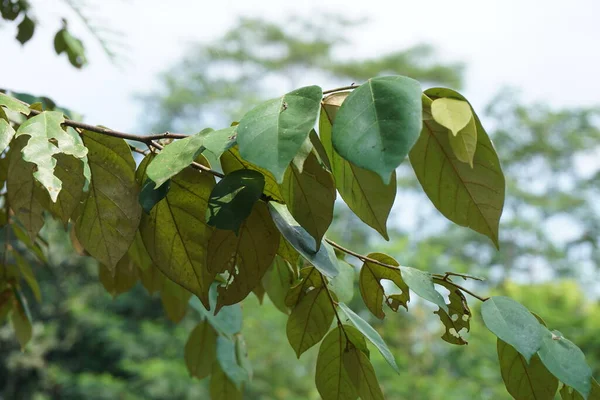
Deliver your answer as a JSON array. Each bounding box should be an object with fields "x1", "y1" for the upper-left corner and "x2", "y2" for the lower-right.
[{"x1": 1, "y1": 0, "x2": 600, "y2": 134}]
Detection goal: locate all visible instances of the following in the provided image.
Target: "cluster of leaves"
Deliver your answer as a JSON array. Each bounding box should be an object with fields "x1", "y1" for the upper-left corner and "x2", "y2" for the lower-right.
[{"x1": 0, "y1": 75, "x2": 597, "y2": 399}]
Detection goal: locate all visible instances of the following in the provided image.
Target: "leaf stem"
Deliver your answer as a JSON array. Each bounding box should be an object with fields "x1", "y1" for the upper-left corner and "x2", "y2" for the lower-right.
[
  {"x1": 432, "y1": 276, "x2": 489, "y2": 302},
  {"x1": 319, "y1": 273, "x2": 350, "y2": 342}
]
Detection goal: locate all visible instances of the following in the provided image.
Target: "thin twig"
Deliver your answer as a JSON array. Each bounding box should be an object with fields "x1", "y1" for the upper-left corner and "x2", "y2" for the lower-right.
[
  {"x1": 432, "y1": 277, "x2": 489, "y2": 302},
  {"x1": 319, "y1": 273, "x2": 350, "y2": 343},
  {"x1": 322, "y1": 84, "x2": 360, "y2": 95}
]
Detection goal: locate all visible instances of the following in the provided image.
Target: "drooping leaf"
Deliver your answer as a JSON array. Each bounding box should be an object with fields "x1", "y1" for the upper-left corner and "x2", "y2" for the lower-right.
[
  {"x1": 139, "y1": 178, "x2": 170, "y2": 214},
  {"x1": 359, "y1": 252, "x2": 409, "y2": 319},
  {"x1": 98, "y1": 256, "x2": 138, "y2": 297},
  {"x1": 206, "y1": 169, "x2": 265, "y2": 233},
  {"x1": 481, "y1": 296, "x2": 543, "y2": 361},
  {"x1": 11, "y1": 297, "x2": 32, "y2": 349},
  {"x1": 16, "y1": 15, "x2": 35, "y2": 44},
  {"x1": 140, "y1": 154, "x2": 215, "y2": 308},
  {"x1": 0, "y1": 92, "x2": 30, "y2": 115},
  {"x1": 280, "y1": 150, "x2": 336, "y2": 249},
  {"x1": 497, "y1": 339, "x2": 558, "y2": 400},
  {"x1": 328, "y1": 260, "x2": 355, "y2": 304},
  {"x1": 221, "y1": 145, "x2": 284, "y2": 202},
  {"x1": 189, "y1": 284, "x2": 243, "y2": 338},
  {"x1": 315, "y1": 326, "x2": 359, "y2": 400},
  {"x1": 343, "y1": 346, "x2": 385, "y2": 400},
  {"x1": 0, "y1": 119, "x2": 15, "y2": 154},
  {"x1": 207, "y1": 202, "x2": 279, "y2": 312},
  {"x1": 160, "y1": 278, "x2": 191, "y2": 323},
  {"x1": 7, "y1": 136, "x2": 48, "y2": 240},
  {"x1": 146, "y1": 132, "x2": 205, "y2": 188},
  {"x1": 286, "y1": 285, "x2": 335, "y2": 358},
  {"x1": 15, "y1": 111, "x2": 88, "y2": 202},
  {"x1": 338, "y1": 302, "x2": 400, "y2": 374},
  {"x1": 400, "y1": 266, "x2": 448, "y2": 313},
  {"x1": 410, "y1": 87, "x2": 505, "y2": 248},
  {"x1": 268, "y1": 202, "x2": 338, "y2": 278},
  {"x1": 434, "y1": 279, "x2": 471, "y2": 345},
  {"x1": 75, "y1": 131, "x2": 141, "y2": 271},
  {"x1": 184, "y1": 320, "x2": 217, "y2": 379},
  {"x1": 216, "y1": 336, "x2": 249, "y2": 388},
  {"x1": 262, "y1": 255, "x2": 294, "y2": 314},
  {"x1": 46, "y1": 153, "x2": 85, "y2": 225},
  {"x1": 210, "y1": 364, "x2": 243, "y2": 400},
  {"x1": 448, "y1": 115, "x2": 477, "y2": 167},
  {"x1": 332, "y1": 76, "x2": 422, "y2": 183},
  {"x1": 320, "y1": 96, "x2": 396, "y2": 240},
  {"x1": 237, "y1": 85, "x2": 323, "y2": 182},
  {"x1": 431, "y1": 97, "x2": 473, "y2": 136},
  {"x1": 538, "y1": 328, "x2": 592, "y2": 399}
]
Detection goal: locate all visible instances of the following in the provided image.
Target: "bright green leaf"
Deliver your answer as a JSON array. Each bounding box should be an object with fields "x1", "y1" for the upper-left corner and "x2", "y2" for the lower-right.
[
  {"x1": 338, "y1": 302, "x2": 400, "y2": 374},
  {"x1": 0, "y1": 119, "x2": 15, "y2": 154},
  {"x1": 497, "y1": 339, "x2": 558, "y2": 400},
  {"x1": 332, "y1": 76, "x2": 422, "y2": 183},
  {"x1": 431, "y1": 97, "x2": 473, "y2": 136},
  {"x1": 448, "y1": 115, "x2": 477, "y2": 167},
  {"x1": 481, "y1": 296, "x2": 543, "y2": 362},
  {"x1": 0, "y1": 92, "x2": 30, "y2": 114},
  {"x1": 400, "y1": 266, "x2": 448, "y2": 313},
  {"x1": 320, "y1": 96, "x2": 396, "y2": 240},
  {"x1": 184, "y1": 320, "x2": 217, "y2": 380},
  {"x1": 268, "y1": 202, "x2": 338, "y2": 278},
  {"x1": 146, "y1": 132, "x2": 205, "y2": 188},
  {"x1": 199, "y1": 126, "x2": 237, "y2": 159},
  {"x1": 237, "y1": 85, "x2": 323, "y2": 183},
  {"x1": 343, "y1": 346, "x2": 384, "y2": 400},
  {"x1": 315, "y1": 325, "x2": 358, "y2": 400}
]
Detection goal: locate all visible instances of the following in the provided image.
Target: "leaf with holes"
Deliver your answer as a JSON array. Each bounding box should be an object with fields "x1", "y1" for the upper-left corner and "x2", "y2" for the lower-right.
[
  {"x1": 332, "y1": 76, "x2": 422, "y2": 183},
  {"x1": 207, "y1": 202, "x2": 279, "y2": 313},
  {"x1": 207, "y1": 169, "x2": 265, "y2": 233},
  {"x1": 481, "y1": 296, "x2": 543, "y2": 361},
  {"x1": 237, "y1": 85, "x2": 323, "y2": 182},
  {"x1": 359, "y1": 252, "x2": 409, "y2": 319},
  {"x1": 434, "y1": 280, "x2": 471, "y2": 345},
  {"x1": 497, "y1": 339, "x2": 558, "y2": 400},
  {"x1": 315, "y1": 326, "x2": 359, "y2": 400},
  {"x1": 280, "y1": 150, "x2": 335, "y2": 249},
  {"x1": 75, "y1": 131, "x2": 141, "y2": 271},
  {"x1": 320, "y1": 95, "x2": 396, "y2": 240},
  {"x1": 185, "y1": 320, "x2": 217, "y2": 380},
  {"x1": 410, "y1": 88, "x2": 505, "y2": 248},
  {"x1": 286, "y1": 285, "x2": 335, "y2": 358}
]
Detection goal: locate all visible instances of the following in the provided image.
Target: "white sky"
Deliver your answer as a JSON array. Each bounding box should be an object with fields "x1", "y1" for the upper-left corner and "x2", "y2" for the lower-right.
[{"x1": 1, "y1": 0, "x2": 599, "y2": 133}]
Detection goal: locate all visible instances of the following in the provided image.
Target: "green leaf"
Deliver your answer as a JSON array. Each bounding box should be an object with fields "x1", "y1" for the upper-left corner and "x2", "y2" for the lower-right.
[
  {"x1": 221, "y1": 145, "x2": 284, "y2": 202},
  {"x1": 7, "y1": 136, "x2": 48, "y2": 240},
  {"x1": 359, "y1": 252, "x2": 409, "y2": 319},
  {"x1": 216, "y1": 336, "x2": 249, "y2": 388},
  {"x1": 237, "y1": 85, "x2": 323, "y2": 182},
  {"x1": 268, "y1": 202, "x2": 339, "y2": 278},
  {"x1": 291, "y1": 133, "x2": 313, "y2": 173},
  {"x1": 11, "y1": 299, "x2": 32, "y2": 349},
  {"x1": 286, "y1": 285, "x2": 335, "y2": 358},
  {"x1": 189, "y1": 284, "x2": 242, "y2": 338},
  {"x1": 53, "y1": 28, "x2": 87, "y2": 68},
  {"x1": 206, "y1": 169, "x2": 265, "y2": 233},
  {"x1": 411, "y1": 87, "x2": 505, "y2": 248},
  {"x1": 560, "y1": 380, "x2": 600, "y2": 400},
  {"x1": 338, "y1": 302, "x2": 400, "y2": 374},
  {"x1": 199, "y1": 126, "x2": 237, "y2": 159},
  {"x1": 328, "y1": 260, "x2": 355, "y2": 304},
  {"x1": 498, "y1": 339, "x2": 558, "y2": 400},
  {"x1": 184, "y1": 320, "x2": 217, "y2": 379},
  {"x1": 262, "y1": 255, "x2": 294, "y2": 314},
  {"x1": 448, "y1": 115, "x2": 477, "y2": 167},
  {"x1": 46, "y1": 153, "x2": 85, "y2": 225},
  {"x1": 210, "y1": 364, "x2": 243, "y2": 400},
  {"x1": 146, "y1": 132, "x2": 205, "y2": 188},
  {"x1": 315, "y1": 326, "x2": 358, "y2": 400},
  {"x1": 343, "y1": 346, "x2": 384, "y2": 400},
  {"x1": 538, "y1": 328, "x2": 592, "y2": 399},
  {"x1": 285, "y1": 267, "x2": 323, "y2": 308},
  {"x1": 276, "y1": 236, "x2": 300, "y2": 268},
  {"x1": 320, "y1": 96, "x2": 396, "y2": 240},
  {"x1": 207, "y1": 202, "x2": 279, "y2": 312},
  {"x1": 160, "y1": 278, "x2": 191, "y2": 323},
  {"x1": 138, "y1": 263, "x2": 164, "y2": 295},
  {"x1": 140, "y1": 155, "x2": 215, "y2": 308},
  {"x1": 0, "y1": 92, "x2": 30, "y2": 114},
  {"x1": 481, "y1": 296, "x2": 543, "y2": 361},
  {"x1": 332, "y1": 76, "x2": 422, "y2": 183},
  {"x1": 434, "y1": 280, "x2": 471, "y2": 345},
  {"x1": 0, "y1": 119, "x2": 15, "y2": 154},
  {"x1": 75, "y1": 131, "x2": 141, "y2": 271},
  {"x1": 98, "y1": 256, "x2": 139, "y2": 297},
  {"x1": 280, "y1": 150, "x2": 335, "y2": 249},
  {"x1": 431, "y1": 97, "x2": 473, "y2": 136},
  {"x1": 14, "y1": 252, "x2": 41, "y2": 302},
  {"x1": 400, "y1": 266, "x2": 448, "y2": 313},
  {"x1": 16, "y1": 15, "x2": 35, "y2": 44},
  {"x1": 139, "y1": 178, "x2": 170, "y2": 214},
  {"x1": 15, "y1": 111, "x2": 88, "y2": 201}
]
